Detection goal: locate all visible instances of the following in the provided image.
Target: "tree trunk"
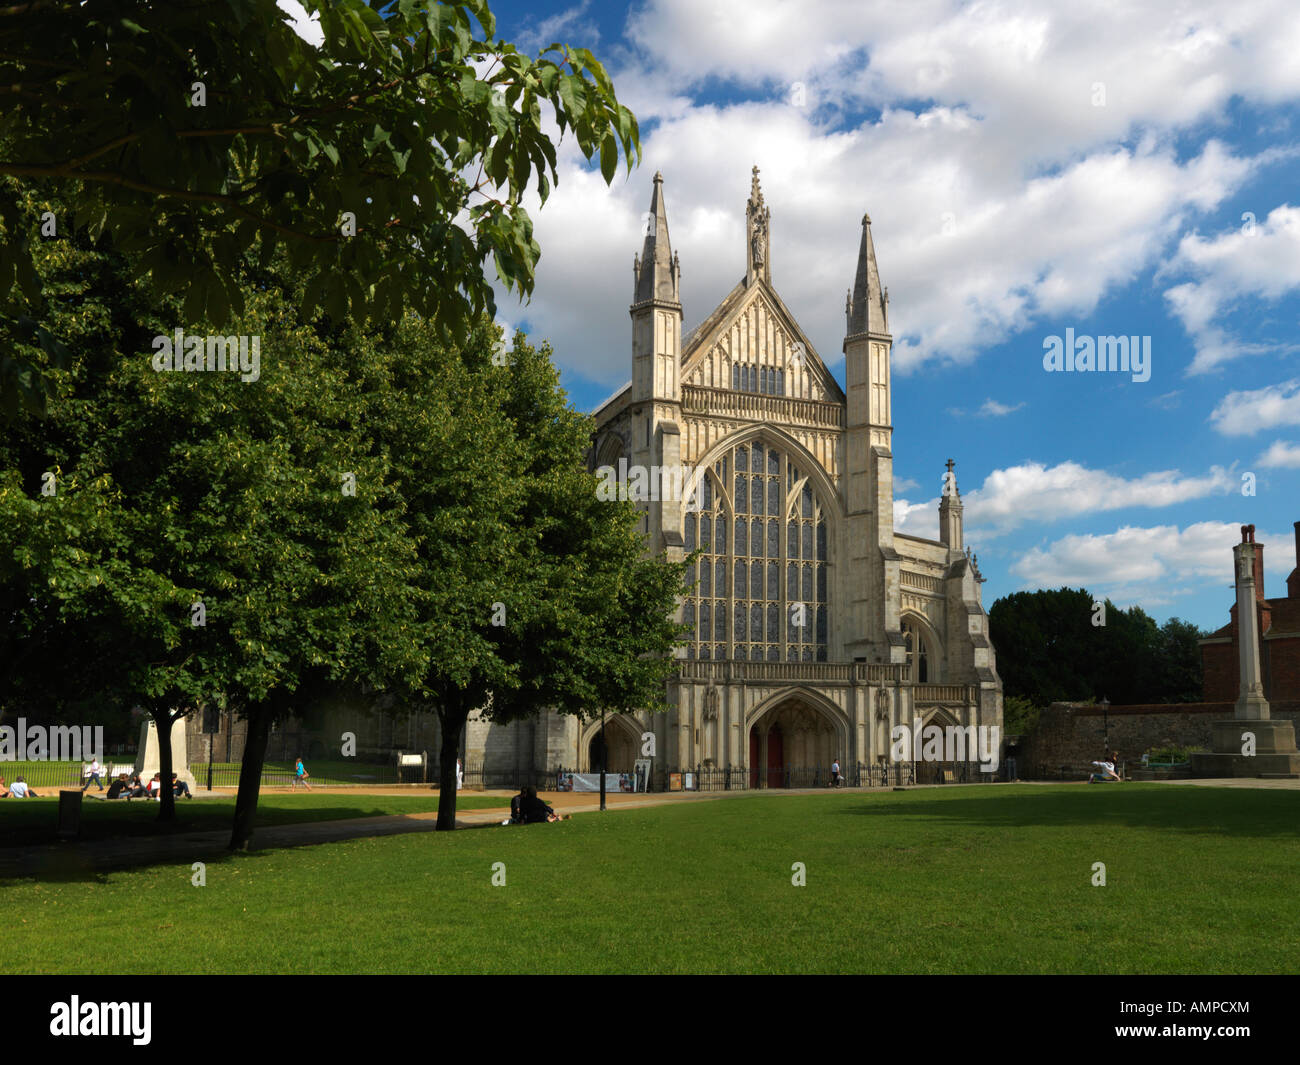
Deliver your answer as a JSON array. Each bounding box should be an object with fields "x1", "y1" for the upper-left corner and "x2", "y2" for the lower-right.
[
  {"x1": 435, "y1": 703, "x2": 468, "y2": 831},
  {"x1": 229, "y1": 711, "x2": 271, "y2": 851},
  {"x1": 154, "y1": 708, "x2": 176, "y2": 823}
]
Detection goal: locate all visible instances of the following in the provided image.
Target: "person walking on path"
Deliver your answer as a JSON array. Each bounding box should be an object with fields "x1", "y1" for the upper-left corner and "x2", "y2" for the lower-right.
[
  {"x1": 456, "y1": 758, "x2": 463, "y2": 791},
  {"x1": 831, "y1": 759, "x2": 842, "y2": 788},
  {"x1": 81, "y1": 757, "x2": 105, "y2": 792},
  {"x1": 292, "y1": 757, "x2": 312, "y2": 791}
]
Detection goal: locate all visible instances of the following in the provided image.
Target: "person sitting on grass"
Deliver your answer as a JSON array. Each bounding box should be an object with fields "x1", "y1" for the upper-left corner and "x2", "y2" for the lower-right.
[
  {"x1": 9, "y1": 776, "x2": 38, "y2": 798},
  {"x1": 146, "y1": 773, "x2": 163, "y2": 800},
  {"x1": 291, "y1": 757, "x2": 312, "y2": 791},
  {"x1": 125, "y1": 773, "x2": 148, "y2": 799},
  {"x1": 1089, "y1": 758, "x2": 1122, "y2": 783},
  {"x1": 509, "y1": 787, "x2": 527, "y2": 825},
  {"x1": 0, "y1": 775, "x2": 8, "y2": 798},
  {"x1": 519, "y1": 786, "x2": 569, "y2": 824},
  {"x1": 106, "y1": 774, "x2": 132, "y2": 800},
  {"x1": 171, "y1": 773, "x2": 192, "y2": 799}
]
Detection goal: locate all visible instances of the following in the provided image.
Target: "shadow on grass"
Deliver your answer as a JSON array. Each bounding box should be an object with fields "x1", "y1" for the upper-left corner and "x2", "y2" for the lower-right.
[
  {"x1": 0, "y1": 801, "x2": 484, "y2": 883},
  {"x1": 835, "y1": 783, "x2": 1300, "y2": 838},
  {"x1": 6, "y1": 844, "x2": 283, "y2": 885}
]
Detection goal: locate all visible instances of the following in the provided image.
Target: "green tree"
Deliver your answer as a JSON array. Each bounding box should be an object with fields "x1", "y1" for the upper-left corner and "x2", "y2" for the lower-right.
[
  {"x1": 0, "y1": 0, "x2": 639, "y2": 414},
  {"x1": 989, "y1": 588, "x2": 1193, "y2": 707},
  {"x1": 0, "y1": 201, "x2": 420, "y2": 829},
  {"x1": 1156, "y1": 617, "x2": 1206, "y2": 703},
  {"x1": 359, "y1": 321, "x2": 687, "y2": 829}
]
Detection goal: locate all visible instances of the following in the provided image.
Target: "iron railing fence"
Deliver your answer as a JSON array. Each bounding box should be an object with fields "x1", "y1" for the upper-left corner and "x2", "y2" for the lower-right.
[{"x1": 641, "y1": 762, "x2": 926, "y2": 791}]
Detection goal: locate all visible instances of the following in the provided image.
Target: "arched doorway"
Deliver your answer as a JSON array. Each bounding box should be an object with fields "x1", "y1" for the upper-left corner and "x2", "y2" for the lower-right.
[
  {"x1": 584, "y1": 716, "x2": 639, "y2": 773},
  {"x1": 747, "y1": 693, "x2": 843, "y2": 788},
  {"x1": 915, "y1": 708, "x2": 960, "y2": 784}
]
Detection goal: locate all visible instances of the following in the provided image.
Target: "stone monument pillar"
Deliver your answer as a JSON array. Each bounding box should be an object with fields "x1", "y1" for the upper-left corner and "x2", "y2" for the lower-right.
[
  {"x1": 133, "y1": 718, "x2": 197, "y2": 788},
  {"x1": 1193, "y1": 531, "x2": 1300, "y2": 777}
]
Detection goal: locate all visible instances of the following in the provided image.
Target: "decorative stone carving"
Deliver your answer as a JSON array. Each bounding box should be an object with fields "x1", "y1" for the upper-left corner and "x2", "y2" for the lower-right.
[
  {"x1": 703, "y1": 684, "x2": 719, "y2": 721},
  {"x1": 751, "y1": 213, "x2": 767, "y2": 268}
]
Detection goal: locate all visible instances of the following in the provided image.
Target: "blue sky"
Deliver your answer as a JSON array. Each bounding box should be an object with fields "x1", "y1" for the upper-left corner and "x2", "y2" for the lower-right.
[{"x1": 287, "y1": 1, "x2": 1300, "y2": 632}]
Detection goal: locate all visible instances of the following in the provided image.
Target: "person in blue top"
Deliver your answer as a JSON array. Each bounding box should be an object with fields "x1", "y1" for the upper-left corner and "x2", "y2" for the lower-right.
[{"x1": 291, "y1": 756, "x2": 312, "y2": 791}]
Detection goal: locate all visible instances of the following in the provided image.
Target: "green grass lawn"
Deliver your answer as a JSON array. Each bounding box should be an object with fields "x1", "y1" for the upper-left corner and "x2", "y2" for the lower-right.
[
  {"x1": 4, "y1": 784, "x2": 1298, "y2": 974},
  {"x1": 0, "y1": 792, "x2": 506, "y2": 847}
]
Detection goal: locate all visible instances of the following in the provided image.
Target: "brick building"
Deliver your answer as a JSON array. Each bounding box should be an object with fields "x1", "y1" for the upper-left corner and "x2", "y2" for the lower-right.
[{"x1": 1200, "y1": 522, "x2": 1300, "y2": 703}]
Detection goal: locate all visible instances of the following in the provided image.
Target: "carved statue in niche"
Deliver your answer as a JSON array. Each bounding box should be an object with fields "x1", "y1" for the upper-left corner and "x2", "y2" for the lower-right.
[
  {"x1": 703, "y1": 684, "x2": 719, "y2": 721},
  {"x1": 875, "y1": 687, "x2": 890, "y2": 722},
  {"x1": 750, "y1": 213, "x2": 767, "y2": 268}
]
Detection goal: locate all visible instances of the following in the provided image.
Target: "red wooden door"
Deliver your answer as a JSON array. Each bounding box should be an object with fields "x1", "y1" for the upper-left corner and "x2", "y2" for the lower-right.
[{"x1": 767, "y1": 727, "x2": 784, "y2": 788}]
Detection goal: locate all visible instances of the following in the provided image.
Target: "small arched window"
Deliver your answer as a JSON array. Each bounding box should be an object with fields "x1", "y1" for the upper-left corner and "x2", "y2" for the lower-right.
[{"x1": 902, "y1": 619, "x2": 931, "y2": 683}]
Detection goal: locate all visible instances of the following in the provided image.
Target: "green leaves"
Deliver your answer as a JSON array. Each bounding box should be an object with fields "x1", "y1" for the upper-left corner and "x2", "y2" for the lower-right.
[{"x1": 0, "y1": 0, "x2": 641, "y2": 418}]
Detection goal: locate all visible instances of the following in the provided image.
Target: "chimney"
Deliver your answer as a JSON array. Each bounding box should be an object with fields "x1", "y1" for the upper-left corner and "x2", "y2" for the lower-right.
[{"x1": 1288, "y1": 521, "x2": 1300, "y2": 599}]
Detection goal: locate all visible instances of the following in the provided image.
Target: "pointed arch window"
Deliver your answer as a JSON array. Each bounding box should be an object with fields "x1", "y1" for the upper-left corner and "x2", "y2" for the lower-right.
[
  {"x1": 902, "y1": 619, "x2": 931, "y2": 683},
  {"x1": 682, "y1": 441, "x2": 830, "y2": 662}
]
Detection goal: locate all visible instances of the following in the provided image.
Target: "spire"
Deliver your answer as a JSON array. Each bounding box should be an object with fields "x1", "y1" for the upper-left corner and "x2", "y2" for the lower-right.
[
  {"x1": 746, "y1": 164, "x2": 770, "y2": 285},
  {"x1": 940, "y1": 458, "x2": 963, "y2": 551},
  {"x1": 942, "y1": 458, "x2": 959, "y2": 499},
  {"x1": 634, "y1": 170, "x2": 679, "y2": 305},
  {"x1": 847, "y1": 211, "x2": 888, "y2": 336}
]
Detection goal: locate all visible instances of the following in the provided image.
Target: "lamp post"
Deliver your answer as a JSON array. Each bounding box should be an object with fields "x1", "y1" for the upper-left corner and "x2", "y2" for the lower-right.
[{"x1": 599, "y1": 706, "x2": 607, "y2": 812}]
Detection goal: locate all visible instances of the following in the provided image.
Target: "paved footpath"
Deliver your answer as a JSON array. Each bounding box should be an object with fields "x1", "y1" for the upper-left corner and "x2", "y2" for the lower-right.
[{"x1": 5, "y1": 777, "x2": 1294, "y2": 881}]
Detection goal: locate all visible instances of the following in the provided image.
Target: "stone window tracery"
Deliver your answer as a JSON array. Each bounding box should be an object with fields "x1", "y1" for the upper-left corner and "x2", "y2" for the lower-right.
[{"x1": 683, "y1": 441, "x2": 829, "y2": 661}]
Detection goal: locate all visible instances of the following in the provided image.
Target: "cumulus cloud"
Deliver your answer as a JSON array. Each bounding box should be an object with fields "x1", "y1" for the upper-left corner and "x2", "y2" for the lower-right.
[
  {"x1": 963, "y1": 460, "x2": 1238, "y2": 536},
  {"x1": 1257, "y1": 440, "x2": 1300, "y2": 467},
  {"x1": 1011, "y1": 521, "x2": 1295, "y2": 602},
  {"x1": 1209, "y1": 379, "x2": 1300, "y2": 436},
  {"x1": 1162, "y1": 203, "x2": 1300, "y2": 373},
  {"x1": 502, "y1": 0, "x2": 1294, "y2": 387},
  {"x1": 893, "y1": 497, "x2": 935, "y2": 533}
]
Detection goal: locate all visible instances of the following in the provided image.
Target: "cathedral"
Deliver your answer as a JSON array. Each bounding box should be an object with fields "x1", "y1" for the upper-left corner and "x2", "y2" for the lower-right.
[{"x1": 465, "y1": 168, "x2": 1003, "y2": 786}]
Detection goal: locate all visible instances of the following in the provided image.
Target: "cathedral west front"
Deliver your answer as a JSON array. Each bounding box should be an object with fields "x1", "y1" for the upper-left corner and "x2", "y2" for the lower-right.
[{"x1": 465, "y1": 168, "x2": 1003, "y2": 786}]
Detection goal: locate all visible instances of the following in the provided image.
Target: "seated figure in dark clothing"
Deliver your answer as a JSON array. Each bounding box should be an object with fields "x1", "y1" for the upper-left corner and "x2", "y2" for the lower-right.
[
  {"x1": 519, "y1": 786, "x2": 565, "y2": 824},
  {"x1": 510, "y1": 789, "x2": 527, "y2": 824},
  {"x1": 106, "y1": 774, "x2": 131, "y2": 800}
]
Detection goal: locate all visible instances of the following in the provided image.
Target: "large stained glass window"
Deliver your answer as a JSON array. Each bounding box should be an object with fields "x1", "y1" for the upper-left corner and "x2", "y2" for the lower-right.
[{"x1": 682, "y1": 440, "x2": 829, "y2": 661}]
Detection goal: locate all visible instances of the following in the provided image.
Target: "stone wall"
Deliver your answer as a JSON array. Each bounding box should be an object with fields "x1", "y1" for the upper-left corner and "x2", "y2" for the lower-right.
[{"x1": 1018, "y1": 700, "x2": 1300, "y2": 777}]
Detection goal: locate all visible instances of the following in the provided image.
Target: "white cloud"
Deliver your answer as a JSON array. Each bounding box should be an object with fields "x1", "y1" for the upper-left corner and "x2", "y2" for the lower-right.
[
  {"x1": 1011, "y1": 521, "x2": 1295, "y2": 602},
  {"x1": 979, "y1": 398, "x2": 1025, "y2": 416},
  {"x1": 505, "y1": 0, "x2": 1294, "y2": 388},
  {"x1": 514, "y1": 1, "x2": 597, "y2": 54},
  {"x1": 1162, "y1": 203, "x2": 1300, "y2": 373},
  {"x1": 276, "y1": 0, "x2": 323, "y2": 46},
  {"x1": 893, "y1": 497, "x2": 934, "y2": 533},
  {"x1": 1209, "y1": 379, "x2": 1300, "y2": 436},
  {"x1": 1257, "y1": 440, "x2": 1300, "y2": 467},
  {"x1": 964, "y1": 460, "x2": 1238, "y2": 535}
]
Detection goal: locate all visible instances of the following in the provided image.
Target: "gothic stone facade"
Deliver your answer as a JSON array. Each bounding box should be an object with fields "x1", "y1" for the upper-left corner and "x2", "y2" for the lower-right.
[{"x1": 465, "y1": 169, "x2": 1003, "y2": 783}]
